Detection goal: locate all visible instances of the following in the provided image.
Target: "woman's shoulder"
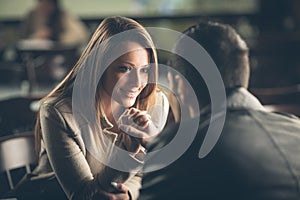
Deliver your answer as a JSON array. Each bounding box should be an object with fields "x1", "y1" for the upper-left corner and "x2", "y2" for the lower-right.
[
  {"x1": 155, "y1": 89, "x2": 169, "y2": 107},
  {"x1": 151, "y1": 89, "x2": 170, "y2": 114},
  {"x1": 147, "y1": 89, "x2": 170, "y2": 131},
  {"x1": 41, "y1": 96, "x2": 72, "y2": 114},
  {"x1": 40, "y1": 96, "x2": 81, "y2": 133}
]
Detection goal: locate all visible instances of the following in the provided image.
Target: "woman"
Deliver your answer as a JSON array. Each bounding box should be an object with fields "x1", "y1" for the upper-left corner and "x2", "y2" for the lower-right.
[{"x1": 19, "y1": 16, "x2": 169, "y2": 200}]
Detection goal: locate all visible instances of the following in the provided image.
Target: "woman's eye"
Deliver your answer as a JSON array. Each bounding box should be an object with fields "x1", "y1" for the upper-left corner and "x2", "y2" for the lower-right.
[
  {"x1": 141, "y1": 67, "x2": 150, "y2": 74},
  {"x1": 119, "y1": 66, "x2": 131, "y2": 73}
]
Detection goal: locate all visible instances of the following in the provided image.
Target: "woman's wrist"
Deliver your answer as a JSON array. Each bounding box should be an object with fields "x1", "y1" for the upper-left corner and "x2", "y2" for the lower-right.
[{"x1": 129, "y1": 145, "x2": 147, "y2": 162}]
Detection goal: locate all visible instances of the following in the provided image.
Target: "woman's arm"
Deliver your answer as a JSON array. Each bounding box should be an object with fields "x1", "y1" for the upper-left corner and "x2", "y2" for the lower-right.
[
  {"x1": 40, "y1": 103, "x2": 130, "y2": 199},
  {"x1": 40, "y1": 103, "x2": 95, "y2": 198}
]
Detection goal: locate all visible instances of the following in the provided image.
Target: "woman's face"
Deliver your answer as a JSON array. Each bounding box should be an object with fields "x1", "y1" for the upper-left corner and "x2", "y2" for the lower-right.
[{"x1": 102, "y1": 42, "x2": 151, "y2": 108}]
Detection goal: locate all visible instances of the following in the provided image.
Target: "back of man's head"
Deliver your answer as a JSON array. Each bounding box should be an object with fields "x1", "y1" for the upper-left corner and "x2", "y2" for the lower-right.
[{"x1": 169, "y1": 21, "x2": 250, "y2": 103}]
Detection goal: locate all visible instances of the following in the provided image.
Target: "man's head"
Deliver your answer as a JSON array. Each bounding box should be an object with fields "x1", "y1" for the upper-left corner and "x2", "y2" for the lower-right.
[{"x1": 168, "y1": 21, "x2": 250, "y2": 105}]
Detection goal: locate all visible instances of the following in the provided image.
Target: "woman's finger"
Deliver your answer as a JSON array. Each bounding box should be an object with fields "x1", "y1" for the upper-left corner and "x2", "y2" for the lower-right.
[
  {"x1": 111, "y1": 182, "x2": 128, "y2": 193},
  {"x1": 126, "y1": 108, "x2": 150, "y2": 126},
  {"x1": 133, "y1": 113, "x2": 149, "y2": 126}
]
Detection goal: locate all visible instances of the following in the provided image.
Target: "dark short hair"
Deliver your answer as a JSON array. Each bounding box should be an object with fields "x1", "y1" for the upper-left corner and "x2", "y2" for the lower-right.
[{"x1": 168, "y1": 21, "x2": 250, "y2": 103}]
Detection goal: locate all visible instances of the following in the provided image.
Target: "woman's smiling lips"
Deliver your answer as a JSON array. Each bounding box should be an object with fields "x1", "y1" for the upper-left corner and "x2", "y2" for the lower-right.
[{"x1": 120, "y1": 89, "x2": 139, "y2": 98}]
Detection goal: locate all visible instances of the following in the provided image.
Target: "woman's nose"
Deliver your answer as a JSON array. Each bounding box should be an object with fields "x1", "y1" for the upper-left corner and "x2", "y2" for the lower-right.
[{"x1": 129, "y1": 69, "x2": 142, "y2": 87}]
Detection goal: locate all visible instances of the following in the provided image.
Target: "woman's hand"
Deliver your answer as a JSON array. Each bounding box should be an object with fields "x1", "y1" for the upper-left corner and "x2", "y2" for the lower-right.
[
  {"x1": 117, "y1": 108, "x2": 160, "y2": 146},
  {"x1": 93, "y1": 183, "x2": 130, "y2": 200}
]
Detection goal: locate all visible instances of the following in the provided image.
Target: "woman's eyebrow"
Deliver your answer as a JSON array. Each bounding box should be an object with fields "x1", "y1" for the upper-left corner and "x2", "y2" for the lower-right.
[
  {"x1": 118, "y1": 62, "x2": 150, "y2": 69},
  {"x1": 140, "y1": 64, "x2": 151, "y2": 68},
  {"x1": 118, "y1": 61, "x2": 135, "y2": 68}
]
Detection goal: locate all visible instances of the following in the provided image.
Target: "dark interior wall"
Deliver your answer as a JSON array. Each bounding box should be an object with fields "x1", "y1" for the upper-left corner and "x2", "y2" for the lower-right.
[{"x1": 0, "y1": 0, "x2": 299, "y2": 88}]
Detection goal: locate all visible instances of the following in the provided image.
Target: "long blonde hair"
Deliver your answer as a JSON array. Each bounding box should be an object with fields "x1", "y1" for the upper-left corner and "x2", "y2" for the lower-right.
[{"x1": 35, "y1": 16, "x2": 158, "y2": 152}]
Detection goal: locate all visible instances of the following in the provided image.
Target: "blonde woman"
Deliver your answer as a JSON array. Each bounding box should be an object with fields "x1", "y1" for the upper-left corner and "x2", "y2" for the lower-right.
[{"x1": 15, "y1": 16, "x2": 169, "y2": 200}]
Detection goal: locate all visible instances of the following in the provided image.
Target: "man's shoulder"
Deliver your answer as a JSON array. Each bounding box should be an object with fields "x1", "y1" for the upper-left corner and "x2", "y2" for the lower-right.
[
  {"x1": 224, "y1": 109, "x2": 300, "y2": 135},
  {"x1": 210, "y1": 109, "x2": 300, "y2": 169},
  {"x1": 197, "y1": 108, "x2": 300, "y2": 161}
]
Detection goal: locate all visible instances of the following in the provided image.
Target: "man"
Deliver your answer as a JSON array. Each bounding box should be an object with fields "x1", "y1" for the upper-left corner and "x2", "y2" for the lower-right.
[{"x1": 139, "y1": 21, "x2": 300, "y2": 200}]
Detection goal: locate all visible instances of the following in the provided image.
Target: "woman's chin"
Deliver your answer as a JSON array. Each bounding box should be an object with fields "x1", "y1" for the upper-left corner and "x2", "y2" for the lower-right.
[{"x1": 120, "y1": 98, "x2": 136, "y2": 108}]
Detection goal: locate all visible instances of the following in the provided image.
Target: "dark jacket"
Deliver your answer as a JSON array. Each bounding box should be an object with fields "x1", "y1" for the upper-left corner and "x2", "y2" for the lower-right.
[{"x1": 140, "y1": 88, "x2": 300, "y2": 200}]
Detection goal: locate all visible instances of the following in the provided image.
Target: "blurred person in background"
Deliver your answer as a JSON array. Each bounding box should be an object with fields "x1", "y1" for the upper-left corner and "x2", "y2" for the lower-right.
[
  {"x1": 20, "y1": 0, "x2": 89, "y2": 46},
  {"x1": 18, "y1": 0, "x2": 90, "y2": 86}
]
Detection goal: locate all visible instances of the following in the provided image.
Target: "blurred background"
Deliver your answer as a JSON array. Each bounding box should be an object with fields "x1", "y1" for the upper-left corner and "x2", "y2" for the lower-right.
[
  {"x1": 0, "y1": 0, "x2": 299, "y2": 133},
  {"x1": 1, "y1": 0, "x2": 300, "y2": 87},
  {"x1": 0, "y1": 0, "x2": 300, "y2": 195}
]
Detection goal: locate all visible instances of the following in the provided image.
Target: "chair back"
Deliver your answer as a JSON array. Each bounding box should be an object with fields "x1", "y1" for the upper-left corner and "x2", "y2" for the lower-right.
[
  {"x1": 0, "y1": 132, "x2": 37, "y2": 190},
  {"x1": 0, "y1": 96, "x2": 40, "y2": 137}
]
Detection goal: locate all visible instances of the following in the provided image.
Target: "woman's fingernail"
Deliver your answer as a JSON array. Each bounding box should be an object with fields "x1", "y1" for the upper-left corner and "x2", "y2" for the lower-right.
[
  {"x1": 111, "y1": 182, "x2": 118, "y2": 188},
  {"x1": 146, "y1": 114, "x2": 151, "y2": 120}
]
